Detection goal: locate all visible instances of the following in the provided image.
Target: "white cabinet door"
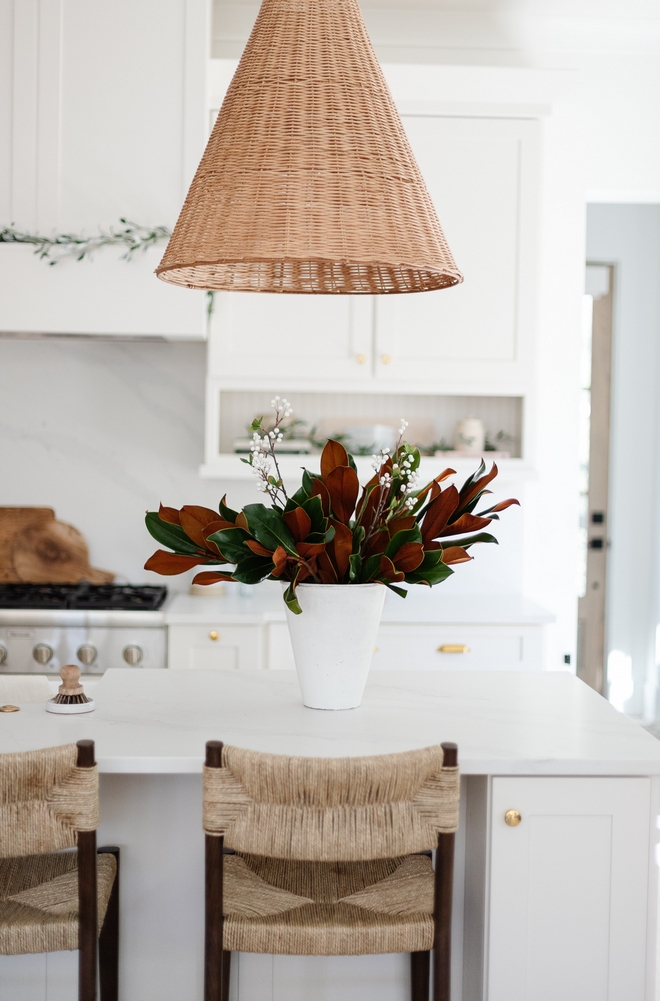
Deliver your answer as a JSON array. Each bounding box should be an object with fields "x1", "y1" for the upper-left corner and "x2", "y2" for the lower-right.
[
  {"x1": 489, "y1": 776, "x2": 651, "y2": 1001},
  {"x1": 208, "y1": 292, "x2": 373, "y2": 383},
  {"x1": 372, "y1": 623, "x2": 542, "y2": 671},
  {"x1": 375, "y1": 116, "x2": 540, "y2": 392},
  {"x1": 0, "y1": 0, "x2": 208, "y2": 337},
  {"x1": 168, "y1": 624, "x2": 263, "y2": 670}
]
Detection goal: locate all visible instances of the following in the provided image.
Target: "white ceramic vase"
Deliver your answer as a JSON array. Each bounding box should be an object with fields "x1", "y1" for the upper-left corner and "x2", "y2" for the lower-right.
[{"x1": 284, "y1": 583, "x2": 386, "y2": 710}]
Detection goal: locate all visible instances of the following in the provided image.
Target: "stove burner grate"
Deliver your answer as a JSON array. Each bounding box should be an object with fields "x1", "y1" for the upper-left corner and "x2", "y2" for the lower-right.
[{"x1": 0, "y1": 583, "x2": 168, "y2": 611}]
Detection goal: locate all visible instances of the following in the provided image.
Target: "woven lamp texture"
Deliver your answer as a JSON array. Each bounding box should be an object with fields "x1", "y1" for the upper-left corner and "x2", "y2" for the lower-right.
[{"x1": 156, "y1": 0, "x2": 463, "y2": 294}]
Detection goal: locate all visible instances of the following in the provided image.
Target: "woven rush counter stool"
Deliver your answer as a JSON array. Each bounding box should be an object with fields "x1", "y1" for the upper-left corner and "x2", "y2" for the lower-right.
[
  {"x1": 0, "y1": 740, "x2": 119, "y2": 1001},
  {"x1": 203, "y1": 740, "x2": 459, "y2": 1001}
]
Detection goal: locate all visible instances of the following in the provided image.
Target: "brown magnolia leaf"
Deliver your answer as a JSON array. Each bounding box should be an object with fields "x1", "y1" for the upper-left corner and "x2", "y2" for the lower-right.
[
  {"x1": 192, "y1": 571, "x2": 235, "y2": 585},
  {"x1": 180, "y1": 506, "x2": 223, "y2": 549},
  {"x1": 441, "y1": 547, "x2": 472, "y2": 565},
  {"x1": 387, "y1": 516, "x2": 416, "y2": 536},
  {"x1": 415, "y1": 469, "x2": 457, "y2": 505},
  {"x1": 316, "y1": 550, "x2": 338, "y2": 583},
  {"x1": 201, "y1": 519, "x2": 237, "y2": 556},
  {"x1": 478, "y1": 497, "x2": 520, "y2": 516},
  {"x1": 311, "y1": 478, "x2": 331, "y2": 517},
  {"x1": 378, "y1": 555, "x2": 405, "y2": 583},
  {"x1": 392, "y1": 542, "x2": 425, "y2": 573},
  {"x1": 284, "y1": 506, "x2": 312, "y2": 542},
  {"x1": 144, "y1": 550, "x2": 205, "y2": 574},
  {"x1": 458, "y1": 462, "x2": 499, "y2": 510},
  {"x1": 320, "y1": 439, "x2": 349, "y2": 479},
  {"x1": 325, "y1": 466, "x2": 359, "y2": 525},
  {"x1": 420, "y1": 485, "x2": 459, "y2": 542},
  {"x1": 296, "y1": 541, "x2": 326, "y2": 558},
  {"x1": 270, "y1": 545, "x2": 289, "y2": 578},
  {"x1": 235, "y1": 511, "x2": 249, "y2": 532},
  {"x1": 438, "y1": 513, "x2": 492, "y2": 537},
  {"x1": 246, "y1": 540, "x2": 273, "y2": 557},
  {"x1": 158, "y1": 504, "x2": 181, "y2": 526},
  {"x1": 363, "y1": 529, "x2": 388, "y2": 558},
  {"x1": 327, "y1": 519, "x2": 353, "y2": 581}
]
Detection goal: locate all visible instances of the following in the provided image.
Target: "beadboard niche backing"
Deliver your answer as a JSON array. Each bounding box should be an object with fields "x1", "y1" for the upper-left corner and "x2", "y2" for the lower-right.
[{"x1": 217, "y1": 390, "x2": 523, "y2": 456}]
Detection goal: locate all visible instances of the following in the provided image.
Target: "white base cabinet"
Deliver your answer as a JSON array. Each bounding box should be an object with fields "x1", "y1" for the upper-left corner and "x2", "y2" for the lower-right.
[
  {"x1": 487, "y1": 777, "x2": 653, "y2": 1001},
  {"x1": 167, "y1": 624, "x2": 262, "y2": 671}
]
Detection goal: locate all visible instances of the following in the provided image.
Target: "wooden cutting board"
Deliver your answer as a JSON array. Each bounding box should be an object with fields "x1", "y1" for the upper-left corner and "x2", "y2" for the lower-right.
[{"x1": 0, "y1": 507, "x2": 114, "y2": 584}]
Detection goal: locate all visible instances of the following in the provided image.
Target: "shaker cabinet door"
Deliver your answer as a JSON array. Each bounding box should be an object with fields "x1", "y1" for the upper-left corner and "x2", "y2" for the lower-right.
[
  {"x1": 488, "y1": 776, "x2": 651, "y2": 1001},
  {"x1": 375, "y1": 115, "x2": 540, "y2": 392},
  {"x1": 0, "y1": 0, "x2": 208, "y2": 337},
  {"x1": 208, "y1": 292, "x2": 373, "y2": 383}
]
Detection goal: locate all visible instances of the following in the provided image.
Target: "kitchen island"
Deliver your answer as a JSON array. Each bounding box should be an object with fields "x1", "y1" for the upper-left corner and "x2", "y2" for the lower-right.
[{"x1": 1, "y1": 668, "x2": 658, "y2": 1001}]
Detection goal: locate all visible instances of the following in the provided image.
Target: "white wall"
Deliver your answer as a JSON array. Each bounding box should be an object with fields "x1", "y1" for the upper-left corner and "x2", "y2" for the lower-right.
[
  {"x1": 586, "y1": 205, "x2": 660, "y2": 718},
  {"x1": 0, "y1": 339, "x2": 259, "y2": 591}
]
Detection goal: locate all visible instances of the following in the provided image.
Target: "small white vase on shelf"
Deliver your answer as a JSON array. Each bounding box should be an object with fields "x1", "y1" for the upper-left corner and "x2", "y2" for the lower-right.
[{"x1": 284, "y1": 583, "x2": 386, "y2": 710}]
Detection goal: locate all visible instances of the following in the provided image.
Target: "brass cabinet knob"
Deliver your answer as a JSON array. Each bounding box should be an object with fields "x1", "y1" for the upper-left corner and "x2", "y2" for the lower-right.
[
  {"x1": 356, "y1": 353, "x2": 367, "y2": 364},
  {"x1": 438, "y1": 644, "x2": 470, "y2": 654},
  {"x1": 209, "y1": 631, "x2": 219, "y2": 641},
  {"x1": 505, "y1": 809, "x2": 522, "y2": 827},
  {"x1": 380, "y1": 354, "x2": 391, "y2": 364}
]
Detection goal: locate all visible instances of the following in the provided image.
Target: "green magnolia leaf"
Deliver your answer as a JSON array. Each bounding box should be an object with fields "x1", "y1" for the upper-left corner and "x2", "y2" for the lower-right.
[
  {"x1": 287, "y1": 486, "x2": 309, "y2": 509},
  {"x1": 219, "y1": 497, "x2": 239, "y2": 523},
  {"x1": 302, "y1": 495, "x2": 326, "y2": 534},
  {"x1": 302, "y1": 469, "x2": 320, "y2": 496},
  {"x1": 145, "y1": 512, "x2": 200, "y2": 556},
  {"x1": 360, "y1": 553, "x2": 383, "y2": 583},
  {"x1": 249, "y1": 417, "x2": 263, "y2": 432},
  {"x1": 324, "y1": 525, "x2": 336, "y2": 543},
  {"x1": 404, "y1": 551, "x2": 454, "y2": 586},
  {"x1": 283, "y1": 582, "x2": 302, "y2": 615},
  {"x1": 232, "y1": 554, "x2": 274, "y2": 584},
  {"x1": 384, "y1": 526, "x2": 423, "y2": 561},
  {"x1": 351, "y1": 525, "x2": 365, "y2": 552},
  {"x1": 243, "y1": 504, "x2": 298, "y2": 556},
  {"x1": 441, "y1": 531, "x2": 498, "y2": 549},
  {"x1": 384, "y1": 583, "x2": 408, "y2": 598},
  {"x1": 349, "y1": 553, "x2": 362, "y2": 582},
  {"x1": 206, "y1": 528, "x2": 249, "y2": 563},
  {"x1": 347, "y1": 453, "x2": 358, "y2": 473}
]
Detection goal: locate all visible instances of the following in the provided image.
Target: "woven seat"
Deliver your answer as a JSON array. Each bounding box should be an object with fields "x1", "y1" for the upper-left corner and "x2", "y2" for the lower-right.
[
  {"x1": 0, "y1": 851, "x2": 117, "y2": 955},
  {"x1": 0, "y1": 741, "x2": 120, "y2": 1001},
  {"x1": 203, "y1": 741, "x2": 459, "y2": 1001},
  {"x1": 223, "y1": 853, "x2": 434, "y2": 955}
]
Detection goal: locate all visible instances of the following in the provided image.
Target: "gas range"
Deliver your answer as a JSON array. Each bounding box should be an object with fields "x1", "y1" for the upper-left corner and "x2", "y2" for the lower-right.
[{"x1": 0, "y1": 584, "x2": 169, "y2": 675}]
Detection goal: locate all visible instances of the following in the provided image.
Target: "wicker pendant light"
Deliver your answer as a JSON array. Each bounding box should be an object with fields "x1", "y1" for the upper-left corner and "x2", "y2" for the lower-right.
[{"x1": 156, "y1": 0, "x2": 463, "y2": 294}]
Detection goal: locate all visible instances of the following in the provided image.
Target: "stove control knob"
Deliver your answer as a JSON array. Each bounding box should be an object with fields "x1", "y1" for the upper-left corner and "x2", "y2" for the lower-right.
[
  {"x1": 77, "y1": 644, "x2": 97, "y2": 666},
  {"x1": 122, "y1": 645, "x2": 143, "y2": 666},
  {"x1": 0, "y1": 644, "x2": 7, "y2": 665},
  {"x1": 33, "y1": 644, "x2": 54, "y2": 665}
]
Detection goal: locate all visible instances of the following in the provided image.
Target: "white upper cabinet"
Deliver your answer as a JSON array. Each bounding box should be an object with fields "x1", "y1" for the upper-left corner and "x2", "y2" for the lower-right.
[
  {"x1": 206, "y1": 83, "x2": 541, "y2": 391},
  {"x1": 208, "y1": 293, "x2": 373, "y2": 383},
  {"x1": 375, "y1": 115, "x2": 540, "y2": 393},
  {"x1": 0, "y1": 0, "x2": 209, "y2": 337}
]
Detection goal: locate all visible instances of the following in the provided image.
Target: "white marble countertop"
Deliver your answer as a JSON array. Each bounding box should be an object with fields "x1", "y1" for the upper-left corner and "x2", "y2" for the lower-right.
[
  {"x1": 1, "y1": 668, "x2": 658, "y2": 776},
  {"x1": 166, "y1": 587, "x2": 554, "y2": 625}
]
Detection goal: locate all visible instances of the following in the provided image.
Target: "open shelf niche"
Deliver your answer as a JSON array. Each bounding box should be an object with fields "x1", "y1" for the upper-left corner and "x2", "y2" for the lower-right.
[{"x1": 201, "y1": 389, "x2": 531, "y2": 484}]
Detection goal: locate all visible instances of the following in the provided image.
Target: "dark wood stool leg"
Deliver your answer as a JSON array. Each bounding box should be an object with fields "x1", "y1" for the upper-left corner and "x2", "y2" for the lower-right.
[
  {"x1": 433, "y1": 742, "x2": 457, "y2": 1001},
  {"x1": 77, "y1": 741, "x2": 98, "y2": 1001},
  {"x1": 411, "y1": 951, "x2": 430, "y2": 1001},
  {"x1": 205, "y1": 742, "x2": 225, "y2": 1001},
  {"x1": 222, "y1": 951, "x2": 231, "y2": 1000},
  {"x1": 98, "y1": 847, "x2": 120, "y2": 1001}
]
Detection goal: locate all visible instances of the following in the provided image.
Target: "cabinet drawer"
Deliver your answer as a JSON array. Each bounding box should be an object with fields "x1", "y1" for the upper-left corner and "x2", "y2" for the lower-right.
[
  {"x1": 372, "y1": 624, "x2": 541, "y2": 671},
  {"x1": 167, "y1": 625, "x2": 262, "y2": 670}
]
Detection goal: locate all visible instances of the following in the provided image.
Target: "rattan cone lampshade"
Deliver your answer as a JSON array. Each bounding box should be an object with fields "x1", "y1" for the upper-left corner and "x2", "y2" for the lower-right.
[{"x1": 156, "y1": 0, "x2": 463, "y2": 295}]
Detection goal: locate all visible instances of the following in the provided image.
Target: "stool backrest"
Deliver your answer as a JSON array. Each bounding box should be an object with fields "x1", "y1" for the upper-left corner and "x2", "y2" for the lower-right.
[
  {"x1": 0, "y1": 742, "x2": 99, "y2": 857},
  {"x1": 203, "y1": 742, "x2": 459, "y2": 861}
]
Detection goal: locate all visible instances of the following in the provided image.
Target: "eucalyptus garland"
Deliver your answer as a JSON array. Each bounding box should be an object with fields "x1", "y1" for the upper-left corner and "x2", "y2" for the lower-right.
[{"x1": 0, "y1": 218, "x2": 171, "y2": 264}]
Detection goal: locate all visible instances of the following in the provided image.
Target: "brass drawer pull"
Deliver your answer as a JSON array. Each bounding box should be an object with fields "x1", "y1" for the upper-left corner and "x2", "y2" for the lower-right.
[
  {"x1": 437, "y1": 644, "x2": 470, "y2": 654},
  {"x1": 209, "y1": 631, "x2": 220, "y2": 641},
  {"x1": 505, "y1": 809, "x2": 522, "y2": 827}
]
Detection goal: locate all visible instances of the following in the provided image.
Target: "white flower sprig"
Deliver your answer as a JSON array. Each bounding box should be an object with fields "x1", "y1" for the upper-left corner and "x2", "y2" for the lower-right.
[{"x1": 246, "y1": 396, "x2": 293, "y2": 506}]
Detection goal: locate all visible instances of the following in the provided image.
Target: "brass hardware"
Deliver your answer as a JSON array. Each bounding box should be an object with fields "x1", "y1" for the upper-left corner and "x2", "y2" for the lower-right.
[
  {"x1": 505, "y1": 809, "x2": 522, "y2": 827},
  {"x1": 380, "y1": 353, "x2": 391, "y2": 364},
  {"x1": 438, "y1": 644, "x2": 470, "y2": 654},
  {"x1": 356, "y1": 353, "x2": 367, "y2": 364},
  {"x1": 373, "y1": 647, "x2": 379, "y2": 653},
  {"x1": 209, "y1": 631, "x2": 219, "y2": 641},
  {"x1": 0, "y1": 705, "x2": 20, "y2": 713}
]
